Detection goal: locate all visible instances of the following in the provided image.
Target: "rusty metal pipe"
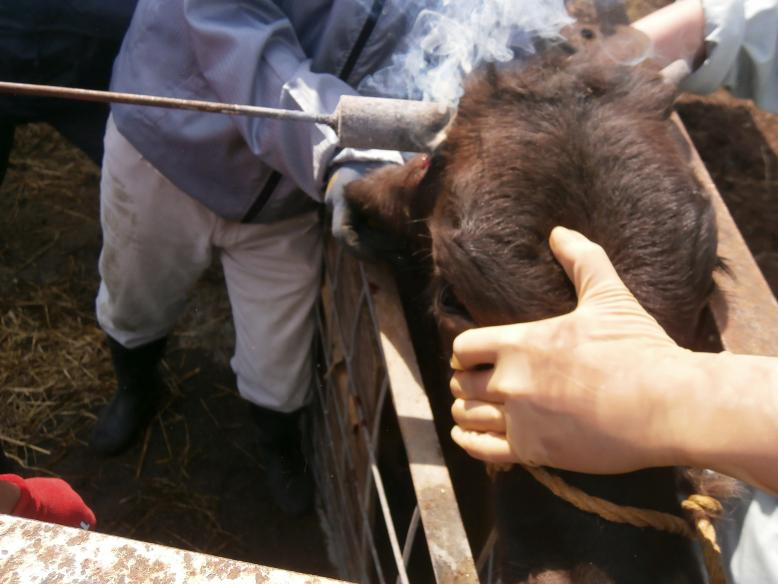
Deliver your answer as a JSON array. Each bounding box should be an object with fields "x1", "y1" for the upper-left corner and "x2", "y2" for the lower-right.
[{"x1": 0, "y1": 80, "x2": 452, "y2": 152}]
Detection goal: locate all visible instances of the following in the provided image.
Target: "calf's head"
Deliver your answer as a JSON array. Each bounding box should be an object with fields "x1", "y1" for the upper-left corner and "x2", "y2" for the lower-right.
[{"x1": 345, "y1": 46, "x2": 718, "y2": 348}]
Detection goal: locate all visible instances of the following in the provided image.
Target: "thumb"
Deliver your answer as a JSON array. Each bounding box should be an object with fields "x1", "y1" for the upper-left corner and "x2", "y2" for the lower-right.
[{"x1": 549, "y1": 226, "x2": 632, "y2": 306}]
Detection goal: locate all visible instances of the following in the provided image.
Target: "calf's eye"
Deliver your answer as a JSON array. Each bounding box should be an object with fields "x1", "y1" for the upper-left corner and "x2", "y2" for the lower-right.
[{"x1": 437, "y1": 283, "x2": 471, "y2": 320}]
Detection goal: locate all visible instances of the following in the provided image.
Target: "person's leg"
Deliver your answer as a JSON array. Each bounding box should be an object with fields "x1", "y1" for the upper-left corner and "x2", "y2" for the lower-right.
[
  {"x1": 218, "y1": 210, "x2": 322, "y2": 515},
  {"x1": 92, "y1": 117, "x2": 215, "y2": 454}
]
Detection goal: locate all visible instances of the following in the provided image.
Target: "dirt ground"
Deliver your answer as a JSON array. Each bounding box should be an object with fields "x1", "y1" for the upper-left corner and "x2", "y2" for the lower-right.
[
  {"x1": 0, "y1": 126, "x2": 337, "y2": 577},
  {"x1": 1, "y1": 9, "x2": 778, "y2": 583}
]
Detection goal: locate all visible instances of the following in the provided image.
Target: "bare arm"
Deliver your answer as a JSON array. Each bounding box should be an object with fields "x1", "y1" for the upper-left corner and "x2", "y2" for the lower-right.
[
  {"x1": 450, "y1": 227, "x2": 778, "y2": 495},
  {"x1": 675, "y1": 351, "x2": 778, "y2": 493},
  {"x1": 631, "y1": 0, "x2": 707, "y2": 68}
]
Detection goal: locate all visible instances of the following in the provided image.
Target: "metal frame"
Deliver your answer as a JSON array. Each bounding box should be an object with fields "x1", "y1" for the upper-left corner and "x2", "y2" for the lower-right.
[{"x1": 312, "y1": 241, "x2": 478, "y2": 584}]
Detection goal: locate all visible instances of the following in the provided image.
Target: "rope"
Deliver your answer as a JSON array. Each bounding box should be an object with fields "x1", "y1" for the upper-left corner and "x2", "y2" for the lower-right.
[
  {"x1": 683, "y1": 494, "x2": 727, "y2": 584},
  {"x1": 521, "y1": 465, "x2": 726, "y2": 584}
]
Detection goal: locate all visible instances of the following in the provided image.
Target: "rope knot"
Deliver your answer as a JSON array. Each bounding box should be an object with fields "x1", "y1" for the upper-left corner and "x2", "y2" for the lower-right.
[{"x1": 682, "y1": 494, "x2": 724, "y2": 519}]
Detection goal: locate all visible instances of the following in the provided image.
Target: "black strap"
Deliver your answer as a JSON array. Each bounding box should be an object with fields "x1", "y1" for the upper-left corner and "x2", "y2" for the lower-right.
[
  {"x1": 338, "y1": 0, "x2": 385, "y2": 81},
  {"x1": 241, "y1": 169, "x2": 283, "y2": 223},
  {"x1": 242, "y1": 0, "x2": 386, "y2": 223}
]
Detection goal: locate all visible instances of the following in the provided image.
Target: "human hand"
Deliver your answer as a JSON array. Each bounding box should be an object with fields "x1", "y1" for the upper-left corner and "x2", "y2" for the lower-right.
[
  {"x1": 449, "y1": 226, "x2": 693, "y2": 474},
  {"x1": 1, "y1": 474, "x2": 96, "y2": 530},
  {"x1": 325, "y1": 163, "x2": 406, "y2": 260}
]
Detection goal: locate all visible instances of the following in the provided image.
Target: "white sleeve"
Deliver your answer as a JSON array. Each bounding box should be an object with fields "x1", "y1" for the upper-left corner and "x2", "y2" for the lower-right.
[{"x1": 681, "y1": 0, "x2": 778, "y2": 112}]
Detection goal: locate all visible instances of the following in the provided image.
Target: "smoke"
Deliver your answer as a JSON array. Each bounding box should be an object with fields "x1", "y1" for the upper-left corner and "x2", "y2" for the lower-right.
[{"x1": 359, "y1": 0, "x2": 573, "y2": 104}]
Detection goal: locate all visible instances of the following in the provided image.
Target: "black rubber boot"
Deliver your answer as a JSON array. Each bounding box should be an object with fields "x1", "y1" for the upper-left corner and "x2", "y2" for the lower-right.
[
  {"x1": 90, "y1": 335, "x2": 167, "y2": 455},
  {"x1": 250, "y1": 404, "x2": 314, "y2": 517}
]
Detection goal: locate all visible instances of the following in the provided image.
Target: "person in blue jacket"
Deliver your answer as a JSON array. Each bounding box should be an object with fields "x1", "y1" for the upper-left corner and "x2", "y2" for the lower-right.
[
  {"x1": 0, "y1": 2, "x2": 138, "y2": 183},
  {"x1": 89, "y1": 0, "x2": 415, "y2": 518}
]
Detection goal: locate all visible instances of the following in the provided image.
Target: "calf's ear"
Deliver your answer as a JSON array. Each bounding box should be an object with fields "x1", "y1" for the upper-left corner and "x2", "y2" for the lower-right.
[{"x1": 343, "y1": 154, "x2": 434, "y2": 236}]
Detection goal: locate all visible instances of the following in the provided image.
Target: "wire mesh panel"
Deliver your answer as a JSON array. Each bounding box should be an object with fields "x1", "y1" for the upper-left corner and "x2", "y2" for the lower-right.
[{"x1": 312, "y1": 239, "x2": 479, "y2": 584}]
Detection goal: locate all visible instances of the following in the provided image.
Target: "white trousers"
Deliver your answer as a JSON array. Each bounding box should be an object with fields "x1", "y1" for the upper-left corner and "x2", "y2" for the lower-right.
[{"x1": 96, "y1": 118, "x2": 322, "y2": 412}]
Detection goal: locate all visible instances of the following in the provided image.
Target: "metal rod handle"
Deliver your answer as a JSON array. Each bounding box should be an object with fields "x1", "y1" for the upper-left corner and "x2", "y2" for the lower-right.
[{"x1": 0, "y1": 80, "x2": 337, "y2": 127}]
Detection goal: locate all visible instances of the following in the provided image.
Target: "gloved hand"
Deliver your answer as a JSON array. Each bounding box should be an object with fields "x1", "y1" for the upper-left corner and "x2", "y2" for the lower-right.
[
  {"x1": 448, "y1": 226, "x2": 691, "y2": 475},
  {"x1": 1, "y1": 474, "x2": 96, "y2": 530},
  {"x1": 324, "y1": 163, "x2": 408, "y2": 261}
]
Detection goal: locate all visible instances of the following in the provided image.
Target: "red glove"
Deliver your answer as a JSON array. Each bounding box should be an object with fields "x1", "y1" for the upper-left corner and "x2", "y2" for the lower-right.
[{"x1": 0, "y1": 474, "x2": 96, "y2": 530}]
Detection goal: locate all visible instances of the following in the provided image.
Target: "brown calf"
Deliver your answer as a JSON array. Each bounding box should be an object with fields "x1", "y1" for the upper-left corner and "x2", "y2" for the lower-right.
[{"x1": 344, "y1": 30, "x2": 721, "y2": 584}]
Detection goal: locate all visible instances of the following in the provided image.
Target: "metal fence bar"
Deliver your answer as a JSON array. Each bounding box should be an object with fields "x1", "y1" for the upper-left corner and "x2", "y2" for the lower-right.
[
  {"x1": 346, "y1": 288, "x2": 368, "y2": 363},
  {"x1": 401, "y1": 506, "x2": 421, "y2": 568},
  {"x1": 369, "y1": 374, "x2": 390, "y2": 453},
  {"x1": 361, "y1": 424, "x2": 412, "y2": 584},
  {"x1": 476, "y1": 528, "x2": 498, "y2": 576},
  {"x1": 360, "y1": 509, "x2": 389, "y2": 584}
]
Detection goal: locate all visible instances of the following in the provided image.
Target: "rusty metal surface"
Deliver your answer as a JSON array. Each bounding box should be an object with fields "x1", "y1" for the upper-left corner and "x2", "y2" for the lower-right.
[
  {"x1": 363, "y1": 261, "x2": 479, "y2": 584},
  {"x1": 673, "y1": 114, "x2": 778, "y2": 356},
  {"x1": 0, "y1": 515, "x2": 351, "y2": 584}
]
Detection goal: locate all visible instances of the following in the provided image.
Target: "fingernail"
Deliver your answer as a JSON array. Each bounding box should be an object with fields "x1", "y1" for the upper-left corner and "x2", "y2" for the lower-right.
[
  {"x1": 549, "y1": 226, "x2": 580, "y2": 250},
  {"x1": 450, "y1": 355, "x2": 464, "y2": 371}
]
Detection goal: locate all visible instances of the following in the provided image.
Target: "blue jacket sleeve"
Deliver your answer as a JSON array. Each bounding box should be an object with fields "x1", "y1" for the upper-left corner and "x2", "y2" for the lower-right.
[{"x1": 183, "y1": 0, "x2": 402, "y2": 201}]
